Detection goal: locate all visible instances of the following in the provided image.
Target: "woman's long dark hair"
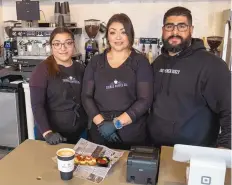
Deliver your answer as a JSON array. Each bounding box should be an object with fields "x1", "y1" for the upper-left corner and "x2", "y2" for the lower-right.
[
  {"x1": 45, "y1": 27, "x2": 75, "y2": 77},
  {"x1": 105, "y1": 13, "x2": 135, "y2": 49}
]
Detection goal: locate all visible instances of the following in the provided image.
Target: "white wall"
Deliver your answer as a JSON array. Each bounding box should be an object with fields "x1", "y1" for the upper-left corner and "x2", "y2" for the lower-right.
[
  {"x1": 0, "y1": 0, "x2": 3, "y2": 63},
  {"x1": 1, "y1": 0, "x2": 231, "y2": 54}
]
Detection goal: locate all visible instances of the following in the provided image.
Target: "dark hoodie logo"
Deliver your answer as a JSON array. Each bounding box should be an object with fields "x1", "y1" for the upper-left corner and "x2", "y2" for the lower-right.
[
  {"x1": 159, "y1": 68, "x2": 180, "y2": 74},
  {"x1": 62, "y1": 76, "x2": 80, "y2": 84},
  {"x1": 106, "y1": 79, "x2": 128, "y2": 90}
]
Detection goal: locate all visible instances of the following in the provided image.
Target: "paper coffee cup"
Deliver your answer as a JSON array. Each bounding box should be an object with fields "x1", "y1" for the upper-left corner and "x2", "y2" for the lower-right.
[{"x1": 56, "y1": 148, "x2": 75, "y2": 180}]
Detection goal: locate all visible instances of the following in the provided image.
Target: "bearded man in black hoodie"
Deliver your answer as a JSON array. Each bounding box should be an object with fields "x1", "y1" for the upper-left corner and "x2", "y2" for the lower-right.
[{"x1": 147, "y1": 7, "x2": 231, "y2": 149}]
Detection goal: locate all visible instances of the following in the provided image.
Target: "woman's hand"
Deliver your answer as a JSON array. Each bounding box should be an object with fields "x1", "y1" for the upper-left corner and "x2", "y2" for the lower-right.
[
  {"x1": 44, "y1": 132, "x2": 67, "y2": 145},
  {"x1": 43, "y1": 130, "x2": 67, "y2": 145},
  {"x1": 43, "y1": 130, "x2": 52, "y2": 138},
  {"x1": 117, "y1": 112, "x2": 132, "y2": 126},
  {"x1": 93, "y1": 114, "x2": 104, "y2": 125}
]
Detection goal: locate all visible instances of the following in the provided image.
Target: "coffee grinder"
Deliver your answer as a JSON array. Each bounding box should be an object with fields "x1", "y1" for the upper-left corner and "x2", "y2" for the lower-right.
[
  {"x1": 207, "y1": 36, "x2": 223, "y2": 57},
  {"x1": 84, "y1": 19, "x2": 100, "y2": 66}
]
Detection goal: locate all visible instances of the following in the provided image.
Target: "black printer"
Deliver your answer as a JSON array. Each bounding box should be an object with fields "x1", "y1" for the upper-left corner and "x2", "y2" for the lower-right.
[{"x1": 127, "y1": 146, "x2": 160, "y2": 185}]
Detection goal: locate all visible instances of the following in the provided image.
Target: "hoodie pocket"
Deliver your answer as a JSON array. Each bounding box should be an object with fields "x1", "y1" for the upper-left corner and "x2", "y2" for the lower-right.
[
  {"x1": 174, "y1": 107, "x2": 218, "y2": 146},
  {"x1": 147, "y1": 113, "x2": 175, "y2": 146}
]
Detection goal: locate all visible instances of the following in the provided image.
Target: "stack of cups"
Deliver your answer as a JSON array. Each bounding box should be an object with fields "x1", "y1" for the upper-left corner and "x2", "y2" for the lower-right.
[
  {"x1": 58, "y1": 14, "x2": 65, "y2": 27},
  {"x1": 64, "y1": 2, "x2": 70, "y2": 23},
  {"x1": 54, "y1": 2, "x2": 70, "y2": 26},
  {"x1": 54, "y1": 2, "x2": 61, "y2": 25},
  {"x1": 61, "y1": 2, "x2": 70, "y2": 24}
]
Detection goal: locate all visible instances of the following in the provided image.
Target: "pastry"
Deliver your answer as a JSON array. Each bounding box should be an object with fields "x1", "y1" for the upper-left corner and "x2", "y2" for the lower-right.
[
  {"x1": 85, "y1": 156, "x2": 96, "y2": 166},
  {"x1": 87, "y1": 158, "x2": 97, "y2": 166},
  {"x1": 74, "y1": 155, "x2": 98, "y2": 166},
  {"x1": 74, "y1": 154, "x2": 85, "y2": 165},
  {"x1": 74, "y1": 156, "x2": 79, "y2": 165}
]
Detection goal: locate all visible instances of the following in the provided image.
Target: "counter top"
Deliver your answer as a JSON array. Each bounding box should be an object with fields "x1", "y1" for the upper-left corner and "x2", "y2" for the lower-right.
[
  {"x1": 0, "y1": 67, "x2": 11, "y2": 78},
  {"x1": 0, "y1": 140, "x2": 231, "y2": 185},
  {"x1": 0, "y1": 66, "x2": 31, "y2": 79},
  {"x1": 0, "y1": 140, "x2": 130, "y2": 185}
]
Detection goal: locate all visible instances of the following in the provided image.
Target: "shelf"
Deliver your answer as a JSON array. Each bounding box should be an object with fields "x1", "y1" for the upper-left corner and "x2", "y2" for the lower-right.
[{"x1": 2, "y1": 0, "x2": 229, "y2": 5}]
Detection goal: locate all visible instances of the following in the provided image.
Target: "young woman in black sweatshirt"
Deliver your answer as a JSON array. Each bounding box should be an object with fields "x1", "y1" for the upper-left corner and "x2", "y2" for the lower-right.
[{"x1": 29, "y1": 27, "x2": 87, "y2": 145}]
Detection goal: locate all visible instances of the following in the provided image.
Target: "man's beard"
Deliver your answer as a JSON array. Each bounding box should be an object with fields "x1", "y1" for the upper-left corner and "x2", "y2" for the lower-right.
[{"x1": 162, "y1": 34, "x2": 192, "y2": 53}]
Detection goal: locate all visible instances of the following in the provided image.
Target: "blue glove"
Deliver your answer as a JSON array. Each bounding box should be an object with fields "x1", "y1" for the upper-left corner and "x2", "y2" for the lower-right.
[
  {"x1": 97, "y1": 121, "x2": 121, "y2": 142},
  {"x1": 109, "y1": 132, "x2": 122, "y2": 143}
]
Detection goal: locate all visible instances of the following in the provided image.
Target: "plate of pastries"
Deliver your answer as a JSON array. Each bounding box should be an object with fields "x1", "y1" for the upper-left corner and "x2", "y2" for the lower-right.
[{"x1": 74, "y1": 154, "x2": 110, "y2": 167}]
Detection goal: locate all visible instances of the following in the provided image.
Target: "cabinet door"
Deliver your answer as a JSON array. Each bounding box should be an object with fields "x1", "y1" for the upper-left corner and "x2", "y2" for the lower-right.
[{"x1": 0, "y1": 91, "x2": 20, "y2": 148}]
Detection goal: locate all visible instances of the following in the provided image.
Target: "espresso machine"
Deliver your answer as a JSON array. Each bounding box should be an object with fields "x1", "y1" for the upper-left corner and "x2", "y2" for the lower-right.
[
  {"x1": 84, "y1": 19, "x2": 100, "y2": 66},
  {"x1": 11, "y1": 27, "x2": 51, "y2": 73},
  {"x1": 11, "y1": 27, "x2": 82, "y2": 75},
  {"x1": 9, "y1": 0, "x2": 44, "y2": 75},
  {"x1": 5, "y1": 0, "x2": 82, "y2": 79}
]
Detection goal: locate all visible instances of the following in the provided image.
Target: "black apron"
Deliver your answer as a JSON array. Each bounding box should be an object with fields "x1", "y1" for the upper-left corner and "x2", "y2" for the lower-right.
[
  {"x1": 89, "y1": 52, "x2": 147, "y2": 146},
  {"x1": 46, "y1": 62, "x2": 87, "y2": 142}
]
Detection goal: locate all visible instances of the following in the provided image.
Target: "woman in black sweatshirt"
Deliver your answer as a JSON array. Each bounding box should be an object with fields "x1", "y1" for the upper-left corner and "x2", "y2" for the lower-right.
[
  {"x1": 82, "y1": 13, "x2": 153, "y2": 149},
  {"x1": 29, "y1": 27, "x2": 87, "y2": 145}
]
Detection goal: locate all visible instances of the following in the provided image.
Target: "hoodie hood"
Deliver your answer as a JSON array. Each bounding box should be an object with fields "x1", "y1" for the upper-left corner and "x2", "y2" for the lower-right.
[
  {"x1": 161, "y1": 38, "x2": 206, "y2": 58},
  {"x1": 158, "y1": 38, "x2": 206, "y2": 96}
]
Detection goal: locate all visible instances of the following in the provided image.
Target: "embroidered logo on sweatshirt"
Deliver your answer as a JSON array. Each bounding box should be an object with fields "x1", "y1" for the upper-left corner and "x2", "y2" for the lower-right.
[
  {"x1": 62, "y1": 76, "x2": 80, "y2": 84},
  {"x1": 159, "y1": 68, "x2": 180, "y2": 74},
  {"x1": 106, "y1": 79, "x2": 128, "y2": 90}
]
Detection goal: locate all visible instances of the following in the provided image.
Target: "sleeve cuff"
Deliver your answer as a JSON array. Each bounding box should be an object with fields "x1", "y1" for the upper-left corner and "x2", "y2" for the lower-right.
[
  {"x1": 37, "y1": 124, "x2": 51, "y2": 136},
  {"x1": 90, "y1": 111, "x2": 100, "y2": 121},
  {"x1": 217, "y1": 137, "x2": 231, "y2": 149},
  {"x1": 217, "y1": 141, "x2": 231, "y2": 149},
  {"x1": 126, "y1": 110, "x2": 136, "y2": 123}
]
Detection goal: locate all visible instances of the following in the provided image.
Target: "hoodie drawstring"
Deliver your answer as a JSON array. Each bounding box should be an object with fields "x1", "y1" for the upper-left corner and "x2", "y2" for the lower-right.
[
  {"x1": 166, "y1": 62, "x2": 174, "y2": 96},
  {"x1": 72, "y1": 103, "x2": 81, "y2": 126},
  {"x1": 166, "y1": 57, "x2": 177, "y2": 96},
  {"x1": 159, "y1": 58, "x2": 176, "y2": 96},
  {"x1": 159, "y1": 61, "x2": 167, "y2": 93},
  {"x1": 166, "y1": 73, "x2": 172, "y2": 96}
]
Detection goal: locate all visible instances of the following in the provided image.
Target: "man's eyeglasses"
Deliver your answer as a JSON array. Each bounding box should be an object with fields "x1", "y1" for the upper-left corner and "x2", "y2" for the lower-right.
[
  {"x1": 163, "y1": 23, "x2": 189, "y2": 32},
  {"x1": 52, "y1": 40, "x2": 74, "y2": 49}
]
